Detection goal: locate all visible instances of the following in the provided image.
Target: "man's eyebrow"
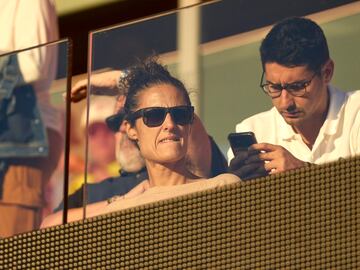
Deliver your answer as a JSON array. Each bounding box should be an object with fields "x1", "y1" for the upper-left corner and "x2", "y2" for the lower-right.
[{"x1": 266, "y1": 78, "x2": 308, "y2": 85}]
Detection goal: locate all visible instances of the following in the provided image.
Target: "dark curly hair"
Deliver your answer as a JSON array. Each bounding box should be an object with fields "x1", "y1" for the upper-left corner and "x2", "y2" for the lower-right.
[
  {"x1": 260, "y1": 17, "x2": 330, "y2": 73},
  {"x1": 120, "y1": 58, "x2": 191, "y2": 126}
]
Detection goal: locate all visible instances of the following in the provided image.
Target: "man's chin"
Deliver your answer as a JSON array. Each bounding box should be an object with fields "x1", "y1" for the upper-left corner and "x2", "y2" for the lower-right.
[{"x1": 282, "y1": 115, "x2": 303, "y2": 126}]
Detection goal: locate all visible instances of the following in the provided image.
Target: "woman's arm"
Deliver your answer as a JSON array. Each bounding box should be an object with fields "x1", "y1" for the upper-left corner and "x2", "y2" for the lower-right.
[
  {"x1": 40, "y1": 200, "x2": 108, "y2": 228},
  {"x1": 41, "y1": 180, "x2": 149, "y2": 228},
  {"x1": 70, "y1": 70, "x2": 123, "y2": 102}
]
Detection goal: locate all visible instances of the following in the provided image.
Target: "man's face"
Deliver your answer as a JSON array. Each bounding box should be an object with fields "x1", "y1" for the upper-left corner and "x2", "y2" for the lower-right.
[{"x1": 264, "y1": 62, "x2": 332, "y2": 129}]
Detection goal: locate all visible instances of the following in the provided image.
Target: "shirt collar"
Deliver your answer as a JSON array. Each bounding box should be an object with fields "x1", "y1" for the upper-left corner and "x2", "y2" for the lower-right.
[{"x1": 321, "y1": 85, "x2": 346, "y2": 135}]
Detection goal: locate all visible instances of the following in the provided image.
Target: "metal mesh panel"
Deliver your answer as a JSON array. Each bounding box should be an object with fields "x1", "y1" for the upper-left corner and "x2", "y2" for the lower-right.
[{"x1": 0, "y1": 156, "x2": 359, "y2": 269}]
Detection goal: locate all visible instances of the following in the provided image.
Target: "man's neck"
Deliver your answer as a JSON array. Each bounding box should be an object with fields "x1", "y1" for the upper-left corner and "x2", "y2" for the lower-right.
[
  {"x1": 293, "y1": 117, "x2": 325, "y2": 149},
  {"x1": 293, "y1": 90, "x2": 330, "y2": 149}
]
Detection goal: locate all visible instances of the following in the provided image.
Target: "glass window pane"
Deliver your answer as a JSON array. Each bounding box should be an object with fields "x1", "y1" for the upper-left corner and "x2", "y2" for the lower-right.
[
  {"x1": 0, "y1": 39, "x2": 71, "y2": 237},
  {"x1": 75, "y1": 0, "x2": 360, "y2": 219}
]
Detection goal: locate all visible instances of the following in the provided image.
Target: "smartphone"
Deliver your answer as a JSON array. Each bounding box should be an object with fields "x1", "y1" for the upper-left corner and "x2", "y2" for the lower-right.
[{"x1": 228, "y1": 132, "x2": 257, "y2": 156}]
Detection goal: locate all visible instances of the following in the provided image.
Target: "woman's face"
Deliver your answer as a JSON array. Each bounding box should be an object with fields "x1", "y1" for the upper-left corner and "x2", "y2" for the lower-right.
[{"x1": 126, "y1": 84, "x2": 192, "y2": 165}]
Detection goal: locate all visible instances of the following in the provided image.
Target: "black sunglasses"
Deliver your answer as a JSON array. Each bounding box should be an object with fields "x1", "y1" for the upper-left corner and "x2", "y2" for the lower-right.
[
  {"x1": 129, "y1": 106, "x2": 194, "y2": 127},
  {"x1": 105, "y1": 111, "x2": 126, "y2": 132}
]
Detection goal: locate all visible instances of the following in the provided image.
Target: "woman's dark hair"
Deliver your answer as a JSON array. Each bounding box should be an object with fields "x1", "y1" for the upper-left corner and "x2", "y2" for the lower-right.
[
  {"x1": 120, "y1": 58, "x2": 191, "y2": 125},
  {"x1": 260, "y1": 17, "x2": 330, "y2": 73}
]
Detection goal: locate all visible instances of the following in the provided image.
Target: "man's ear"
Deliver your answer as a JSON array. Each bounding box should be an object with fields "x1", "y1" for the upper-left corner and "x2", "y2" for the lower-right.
[
  {"x1": 124, "y1": 120, "x2": 138, "y2": 141},
  {"x1": 322, "y1": 59, "x2": 334, "y2": 84}
]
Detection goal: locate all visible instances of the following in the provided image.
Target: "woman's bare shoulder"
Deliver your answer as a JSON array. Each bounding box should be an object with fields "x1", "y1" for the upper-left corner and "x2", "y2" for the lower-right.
[
  {"x1": 185, "y1": 173, "x2": 240, "y2": 190},
  {"x1": 123, "y1": 179, "x2": 150, "y2": 199},
  {"x1": 210, "y1": 173, "x2": 241, "y2": 184}
]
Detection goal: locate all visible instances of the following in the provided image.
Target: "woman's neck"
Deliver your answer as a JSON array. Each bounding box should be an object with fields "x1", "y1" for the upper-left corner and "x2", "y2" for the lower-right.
[{"x1": 146, "y1": 159, "x2": 199, "y2": 187}]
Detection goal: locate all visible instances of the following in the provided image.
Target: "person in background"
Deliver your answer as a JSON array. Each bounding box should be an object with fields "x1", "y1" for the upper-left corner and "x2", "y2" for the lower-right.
[
  {"x1": 55, "y1": 94, "x2": 147, "y2": 211},
  {"x1": 69, "y1": 65, "x2": 228, "y2": 179},
  {"x1": 56, "y1": 79, "x2": 228, "y2": 211},
  {"x1": 43, "y1": 58, "x2": 239, "y2": 227},
  {"x1": 228, "y1": 17, "x2": 360, "y2": 180},
  {"x1": 68, "y1": 96, "x2": 119, "y2": 195},
  {"x1": 0, "y1": 0, "x2": 62, "y2": 237}
]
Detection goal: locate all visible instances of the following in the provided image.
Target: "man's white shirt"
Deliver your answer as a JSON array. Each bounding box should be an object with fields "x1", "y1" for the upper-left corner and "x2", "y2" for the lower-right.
[{"x1": 227, "y1": 86, "x2": 360, "y2": 165}]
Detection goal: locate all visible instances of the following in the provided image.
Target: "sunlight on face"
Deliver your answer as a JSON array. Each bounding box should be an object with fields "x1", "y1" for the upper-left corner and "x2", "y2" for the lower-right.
[
  {"x1": 265, "y1": 62, "x2": 329, "y2": 128},
  {"x1": 128, "y1": 84, "x2": 192, "y2": 165}
]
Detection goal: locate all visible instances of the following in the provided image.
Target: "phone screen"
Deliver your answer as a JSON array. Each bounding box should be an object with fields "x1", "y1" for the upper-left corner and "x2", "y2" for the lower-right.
[{"x1": 228, "y1": 132, "x2": 257, "y2": 155}]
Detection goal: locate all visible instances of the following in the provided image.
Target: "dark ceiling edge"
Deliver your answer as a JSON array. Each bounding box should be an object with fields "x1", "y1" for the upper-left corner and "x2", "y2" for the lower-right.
[
  {"x1": 59, "y1": 0, "x2": 178, "y2": 75},
  {"x1": 59, "y1": 0, "x2": 358, "y2": 75}
]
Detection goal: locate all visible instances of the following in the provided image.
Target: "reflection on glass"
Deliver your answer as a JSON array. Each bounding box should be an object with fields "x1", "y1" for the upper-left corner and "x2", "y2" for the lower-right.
[
  {"x1": 0, "y1": 40, "x2": 70, "y2": 238},
  {"x1": 81, "y1": 0, "x2": 256, "y2": 218},
  {"x1": 41, "y1": 0, "x2": 360, "y2": 227},
  {"x1": 82, "y1": 16, "x2": 174, "y2": 219},
  {"x1": 80, "y1": 1, "x2": 216, "y2": 219},
  {"x1": 73, "y1": 59, "x2": 237, "y2": 221}
]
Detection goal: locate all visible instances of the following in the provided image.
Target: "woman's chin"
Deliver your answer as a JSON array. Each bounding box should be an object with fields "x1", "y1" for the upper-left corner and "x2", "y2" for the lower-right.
[{"x1": 157, "y1": 151, "x2": 186, "y2": 164}]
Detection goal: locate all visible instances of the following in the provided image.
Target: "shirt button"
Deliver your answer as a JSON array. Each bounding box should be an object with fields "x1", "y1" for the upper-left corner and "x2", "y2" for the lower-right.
[
  {"x1": 38, "y1": 147, "x2": 45, "y2": 153},
  {"x1": 34, "y1": 119, "x2": 40, "y2": 124}
]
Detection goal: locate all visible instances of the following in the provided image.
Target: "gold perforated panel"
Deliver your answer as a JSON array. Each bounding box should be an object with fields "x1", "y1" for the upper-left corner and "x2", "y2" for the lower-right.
[{"x1": 0, "y1": 157, "x2": 359, "y2": 269}]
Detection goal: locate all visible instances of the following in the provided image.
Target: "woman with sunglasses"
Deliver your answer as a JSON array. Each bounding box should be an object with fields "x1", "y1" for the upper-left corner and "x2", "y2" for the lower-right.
[{"x1": 41, "y1": 59, "x2": 239, "y2": 227}]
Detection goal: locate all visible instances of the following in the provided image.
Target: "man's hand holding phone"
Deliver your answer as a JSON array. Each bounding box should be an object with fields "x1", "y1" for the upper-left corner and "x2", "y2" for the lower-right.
[
  {"x1": 228, "y1": 132, "x2": 268, "y2": 180},
  {"x1": 229, "y1": 141, "x2": 309, "y2": 181},
  {"x1": 250, "y1": 143, "x2": 307, "y2": 174},
  {"x1": 229, "y1": 148, "x2": 268, "y2": 180}
]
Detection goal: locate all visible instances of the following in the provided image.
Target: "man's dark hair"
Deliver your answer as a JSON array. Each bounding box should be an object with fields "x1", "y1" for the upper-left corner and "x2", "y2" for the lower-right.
[
  {"x1": 121, "y1": 57, "x2": 191, "y2": 125},
  {"x1": 260, "y1": 17, "x2": 330, "y2": 73}
]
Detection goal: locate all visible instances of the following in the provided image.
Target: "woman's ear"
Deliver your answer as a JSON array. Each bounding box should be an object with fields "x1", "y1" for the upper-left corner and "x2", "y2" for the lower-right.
[{"x1": 124, "y1": 120, "x2": 138, "y2": 141}]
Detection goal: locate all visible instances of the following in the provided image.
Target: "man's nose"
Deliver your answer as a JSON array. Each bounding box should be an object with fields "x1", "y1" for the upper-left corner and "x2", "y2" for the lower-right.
[{"x1": 278, "y1": 89, "x2": 295, "y2": 108}]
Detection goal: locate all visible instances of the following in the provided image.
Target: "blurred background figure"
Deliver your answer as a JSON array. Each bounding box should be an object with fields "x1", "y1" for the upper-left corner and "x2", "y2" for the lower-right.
[
  {"x1": 0, "y1": 0, "x2": 62, "y2": 237},
  {"x1": 54, "y1": 94, "x2": 147, "y2": 212},
  {"x1": 55, "y1": 69, "x2": 227, "y2": 212},
  {"x1": 68, "y1": 96, "x2": 119, "y2": 195},
  {"x1": 43, "y1": 58, "x2": 238, "y2": 227}
]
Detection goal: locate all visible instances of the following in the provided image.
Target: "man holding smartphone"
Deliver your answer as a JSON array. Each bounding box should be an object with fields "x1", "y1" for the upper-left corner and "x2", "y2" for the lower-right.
[{"x1": 228, "y1": 17, "x2": 360, "y2": 180}]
